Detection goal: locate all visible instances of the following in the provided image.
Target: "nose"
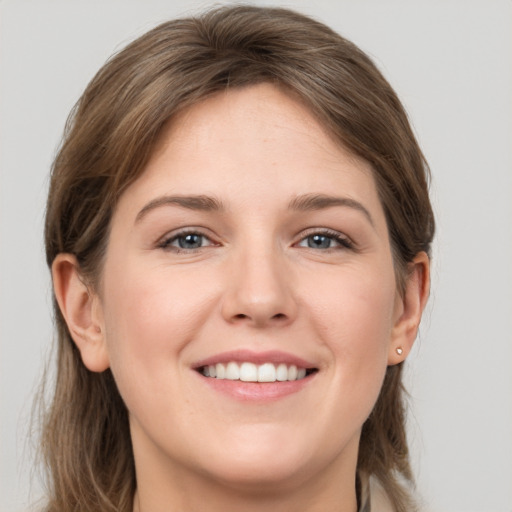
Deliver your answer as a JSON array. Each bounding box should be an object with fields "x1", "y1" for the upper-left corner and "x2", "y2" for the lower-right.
[{"x1": 221, "y1": 245, "x2": 298, "y2": 328}]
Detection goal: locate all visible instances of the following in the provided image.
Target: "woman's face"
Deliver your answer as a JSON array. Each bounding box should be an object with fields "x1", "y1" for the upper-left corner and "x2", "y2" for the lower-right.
[{"x1": 95, "y1": 84, "x2": 405, "y2": 490}]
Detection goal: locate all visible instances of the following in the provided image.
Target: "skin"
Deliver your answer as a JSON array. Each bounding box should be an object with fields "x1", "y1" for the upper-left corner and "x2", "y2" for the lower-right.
[{"x1": 53, "y1": 83, "x2": 429, "y2": 512}]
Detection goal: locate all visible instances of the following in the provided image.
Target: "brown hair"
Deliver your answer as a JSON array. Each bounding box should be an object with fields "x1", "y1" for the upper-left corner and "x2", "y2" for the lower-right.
[{"x1": 42, "y1": 5, "x2": 434, "y2": 511}]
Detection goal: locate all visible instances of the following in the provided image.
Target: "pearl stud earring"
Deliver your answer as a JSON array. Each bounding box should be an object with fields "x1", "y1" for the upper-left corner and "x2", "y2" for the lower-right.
[{"x1": 396, "y1": 347, "x2": 403, "y2": 356}]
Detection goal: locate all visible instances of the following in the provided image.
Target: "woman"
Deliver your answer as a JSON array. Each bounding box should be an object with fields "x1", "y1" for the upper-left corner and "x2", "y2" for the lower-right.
[{"x1": 42, "y1": 5, "x2": 434, "y2": 512}]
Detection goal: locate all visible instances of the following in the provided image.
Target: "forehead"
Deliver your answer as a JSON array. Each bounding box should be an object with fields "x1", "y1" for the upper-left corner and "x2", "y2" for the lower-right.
[{"x1": 117, "y1": 83, "x2": 384, "y2": 224}]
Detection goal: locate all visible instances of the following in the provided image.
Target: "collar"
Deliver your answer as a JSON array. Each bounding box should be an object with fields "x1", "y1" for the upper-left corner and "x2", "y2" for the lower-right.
[{"x1": 359, "y1": 473, "x2": 395, "y2": 512}]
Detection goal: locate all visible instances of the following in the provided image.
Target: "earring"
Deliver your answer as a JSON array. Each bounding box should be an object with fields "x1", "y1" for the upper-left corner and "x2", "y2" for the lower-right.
[{"x1": 396, "y1": 347, "x2": 403, "y2": 356}]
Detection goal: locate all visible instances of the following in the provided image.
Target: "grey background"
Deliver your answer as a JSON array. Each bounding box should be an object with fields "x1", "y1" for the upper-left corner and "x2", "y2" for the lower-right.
[{"x1": 1, "y1": 1, "x2": 511, "y2": 511}]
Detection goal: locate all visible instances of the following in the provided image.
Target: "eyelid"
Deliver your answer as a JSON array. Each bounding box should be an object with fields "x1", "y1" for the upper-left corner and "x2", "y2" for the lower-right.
[
  {"x1": 154, "y1": 226, "x2": 354, "y2": 252},
  {"x1": 295, "y1": 228, "x2": 355, "y2": 250},
  {"x1": 156, "y1": 227, "x2": 219, "y2": 251}
]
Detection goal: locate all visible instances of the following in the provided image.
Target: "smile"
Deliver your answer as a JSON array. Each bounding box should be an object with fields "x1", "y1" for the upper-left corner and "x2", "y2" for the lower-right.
[
  {"x1": 199, "y1": 362, "x2": 315, "y2": 382},
  {"x1": 193, "y1": 350, "x2": 318, "y2": 400}
]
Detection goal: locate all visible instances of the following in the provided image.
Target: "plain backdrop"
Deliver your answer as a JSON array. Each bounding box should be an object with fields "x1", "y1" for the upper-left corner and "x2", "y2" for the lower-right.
[{"x1": 1, "y1": 1, "x2": 511, "y2": 511}]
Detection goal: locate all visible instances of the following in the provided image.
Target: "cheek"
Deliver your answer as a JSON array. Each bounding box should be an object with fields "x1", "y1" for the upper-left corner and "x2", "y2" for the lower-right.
[
  {"x1": 304, "y1": 263, "x2": 396, "y2": 410},
  {"x1": 308, "y1": 261, "x2": 396, "y2": 348},
  {"x1": 99, "y1": 261, "x2": 218, "y2": 398}
]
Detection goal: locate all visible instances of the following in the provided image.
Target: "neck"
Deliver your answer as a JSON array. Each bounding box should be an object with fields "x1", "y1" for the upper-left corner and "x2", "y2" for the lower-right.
[{"x1": 133, "y1": 473, "x2": 359, "y2": 512}]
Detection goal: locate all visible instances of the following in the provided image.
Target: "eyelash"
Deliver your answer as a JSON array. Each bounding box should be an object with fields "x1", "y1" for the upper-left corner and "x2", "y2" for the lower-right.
[
  {"x1": 157, "y1": 229, "x2": 216, "y2": 253},
  {"x1": 297, "y1": 229, "x2": 355, "y2": 251},
  {"x1": 157, "y1": 228, "x2": 355, "y2": 253}
]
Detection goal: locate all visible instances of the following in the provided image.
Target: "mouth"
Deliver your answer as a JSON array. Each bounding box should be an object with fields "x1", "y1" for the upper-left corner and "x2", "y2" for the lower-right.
[
  {"x1": 192, "y1": 350, "x2": 319, "y2": 400},
  {"x1": 197, "y1": 361, "x2": 318, "y2": 383}
]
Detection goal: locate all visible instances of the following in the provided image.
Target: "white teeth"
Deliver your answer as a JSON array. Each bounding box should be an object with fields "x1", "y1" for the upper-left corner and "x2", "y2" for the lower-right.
[
  {"x1": 240, "y1": 362, "x2": 258, "y2": 382},
  {"x1": 225, "y1": 362, "x2": 240, "y2": 380},
  {"x1": 258, "y1": 363, "x2": 276, "y2": 382},
  {"x1": 202, "y1": 362, "x2": 311, "y2": 382},
  {"x1": 215, "y1": 363, "x2": 225, "y2": 379},
  {"x1": 276, "y1": 363, "x2": 288, "y2": 381}
]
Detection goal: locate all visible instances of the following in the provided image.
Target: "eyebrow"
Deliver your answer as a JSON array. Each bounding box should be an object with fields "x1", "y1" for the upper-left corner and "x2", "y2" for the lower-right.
[
  {"x1": 288, "y1": 193, "x2": 374, "y2": 226},
  {"x1": 135, "y1": 192, "x2": 374, "y2": 226},
  {"x1": 135, "y1": 194, "x2": 225, "y2": 223}
]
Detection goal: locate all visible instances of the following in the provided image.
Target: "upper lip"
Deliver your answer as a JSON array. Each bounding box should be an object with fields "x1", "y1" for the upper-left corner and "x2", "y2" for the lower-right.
[{"x1": 192, "y1": 349, "x2": 317, "y2": 370}]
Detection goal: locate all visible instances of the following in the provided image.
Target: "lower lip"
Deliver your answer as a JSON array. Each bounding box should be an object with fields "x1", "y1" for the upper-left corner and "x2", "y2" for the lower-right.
[{"x1": 197, "y1": 373, "x2": 315, "y2": 402}]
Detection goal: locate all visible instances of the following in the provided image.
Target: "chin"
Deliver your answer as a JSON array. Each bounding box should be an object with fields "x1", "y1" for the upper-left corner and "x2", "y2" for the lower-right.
[
  {"x1": 204, "y1": 456, "x2": 313, "y2": 494},
  {"x1": 190, "y1": 428, "x2": 330, "y2": 493}
]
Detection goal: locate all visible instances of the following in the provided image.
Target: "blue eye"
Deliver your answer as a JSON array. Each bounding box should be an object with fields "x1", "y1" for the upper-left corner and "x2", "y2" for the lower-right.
[
  {"x1": 176, "y1": 233, "x2": 205, "y2": 249},
  {"x1": 160, "y1": 231, "x2": 213, "y2": 251},
  {"x1": 305, "y1": 234, "x2": 333, "y2": 249},
  {"x1": 297, "y1": 231, "x2": 352, "y2": 250}
]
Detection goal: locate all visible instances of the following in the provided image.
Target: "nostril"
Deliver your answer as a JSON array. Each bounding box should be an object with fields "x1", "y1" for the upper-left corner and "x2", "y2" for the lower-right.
[{"x1": 228, "y1": 311, "x2": 290, "y2": 325}]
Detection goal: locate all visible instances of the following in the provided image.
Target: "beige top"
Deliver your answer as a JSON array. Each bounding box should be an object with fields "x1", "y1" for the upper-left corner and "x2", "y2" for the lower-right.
[{"x1": 359, "y1": 474, "x2": 395, "y2": 512}]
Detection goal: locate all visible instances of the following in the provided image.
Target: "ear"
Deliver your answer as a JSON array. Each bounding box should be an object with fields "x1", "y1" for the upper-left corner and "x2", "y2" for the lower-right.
[
  {"x1": 52, "y1": 253, "x2": 110, "y2": 372},
  {"x1": 388, "y1": 252, "x2": 430, "y2": 365}
]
